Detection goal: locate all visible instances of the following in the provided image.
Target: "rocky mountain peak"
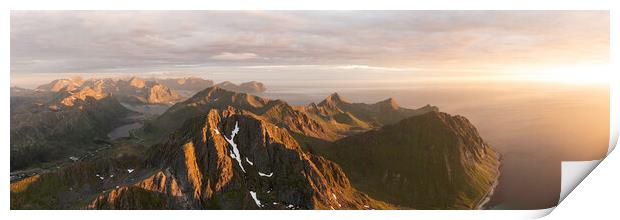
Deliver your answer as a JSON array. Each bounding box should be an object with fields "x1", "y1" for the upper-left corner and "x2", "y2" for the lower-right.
[
  {"x1": 192, "y1": 86, "x2": 227, "y2": 99},
  {"x1": 35, "y1": 77, "x2": 183, "y2": 105},
  {"x1": 140, "y1": 110, "x2": 390, "y2": 209},
  {"x1": 57, "y1": 86, "x2": 108, "y2": 106},
  {"x1": 239, "y1": 81, "x2": 267, "y2": 93},
  {"x1": 212, "y1": 81, "x2": 266, "y2": 93},
  {"x1": 182, "y1": 86, "x2": 269, "y2": 109},
  {"x1": 127, "y1": 77, "x2": 146, "y2": 88},
  {"x1": 373, "y1": 98, "x2": 400, "y2": 110},
  {"x1": 320, "y1": 92, "x2": 349, "y2": 107},
  {"x1": 145, "y1": 83, "x2": 180, "y2": 104},
  {"x1": 36, "y1": 77, "x2": 83, "y2": 92},
  {"x1": 153, "y1": 77, "x2": 215, "y2": 92},
  {"x1": 419, "y1": 104, "x2": 440, "y2": 112}
]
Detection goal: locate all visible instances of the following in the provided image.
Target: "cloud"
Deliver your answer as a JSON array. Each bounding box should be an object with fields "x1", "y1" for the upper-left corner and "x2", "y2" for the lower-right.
[
  {"x1": 210, "y1": 52, "x2": 259, "y2": 61},
  {"x1": 334, "y1": 65, "x2": 405, "y2": 71},
  {"x1": 10, "y1": 11, "x2": 609, "y2": 76}
]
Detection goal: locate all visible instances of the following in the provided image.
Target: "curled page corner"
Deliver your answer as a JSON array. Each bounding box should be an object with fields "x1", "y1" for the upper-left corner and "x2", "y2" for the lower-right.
[
  {"x1": 531, "y1": 207, "x2": 556, "y2": 219},
  {"x1": 609, "y1": 115, "x2": 619, "y2": 154},
  {"x1": 610, "y1": 75, "x2": 619, "y2": 154},
  {"x1": 555, "y1": 120, "x2": 618, "y2": 214},
  {"x1": 559, "y1": 160, "x2": 601, "y2": 204}
]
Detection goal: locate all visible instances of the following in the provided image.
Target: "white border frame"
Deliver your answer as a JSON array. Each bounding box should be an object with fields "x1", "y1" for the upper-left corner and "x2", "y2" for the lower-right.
[{"x1": 2, "y1": 1, "x2": 618, "y2": 219}]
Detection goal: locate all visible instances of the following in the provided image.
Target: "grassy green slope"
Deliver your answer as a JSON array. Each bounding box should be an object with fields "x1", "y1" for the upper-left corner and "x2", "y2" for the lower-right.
[{"x1": 319, "y1": 111, "x2": 500, "y2": 209}]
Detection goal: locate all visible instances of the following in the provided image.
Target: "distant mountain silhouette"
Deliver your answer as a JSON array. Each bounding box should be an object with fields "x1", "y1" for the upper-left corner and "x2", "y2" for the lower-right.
[
  {"x1": 214, "y1": 81, "x2": 267, "y2": 93},
  {"x1": 152, "y1": 77, "x2": 214, "y2": 92},
  {"x1": 36, "y1": 77, "x2": 182, "y2": 105}
]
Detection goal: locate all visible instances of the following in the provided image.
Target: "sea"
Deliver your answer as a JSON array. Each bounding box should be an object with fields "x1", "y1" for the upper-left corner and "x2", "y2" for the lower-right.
[{"x1": 259, "y1": 80, "x2": 610, "y2": 210}]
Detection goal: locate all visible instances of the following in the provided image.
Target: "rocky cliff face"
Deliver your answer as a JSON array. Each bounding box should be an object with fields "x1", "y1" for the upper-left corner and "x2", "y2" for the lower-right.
[
  {"x1": 86, "y1": 110, "x2": 392, "y2": 209},
  {"x1": 87, "y1": 170, "x2": 188, "y2": 209},
  {"x1": 322, "y1": 111, "x2": 501, "y2": 209}
]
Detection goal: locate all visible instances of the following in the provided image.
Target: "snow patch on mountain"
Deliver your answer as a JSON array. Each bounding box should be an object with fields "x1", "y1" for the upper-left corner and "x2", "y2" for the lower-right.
[
  {"x1": 249, "y1": 191, "x2": 262, "y2": 208},
  {"x1": 224, "y1": 121, "x2": 246, "y2": 173},
  {"x1": 258, "y1": 172, "x2": 273, "y2": 177}
]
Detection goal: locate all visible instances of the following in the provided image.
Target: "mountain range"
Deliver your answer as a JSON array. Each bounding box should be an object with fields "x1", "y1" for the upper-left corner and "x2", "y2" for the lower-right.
[
  {"x1": 11, "y1": 77, "x2": 270, "y2": 171},
  {"x1": 35, "y1": 77, "x2": 268, "y2": 105},
  {"x1": 151, "y1": 77, "x2": 266, "y2": 94},
  {"x1": 10, "y1": 82, "x2": 500, "y2": 210},
  {"x1": 151, "y1": 77, "x2": 215, "y2": 92},
  {"x1": 36, "y1": 77, "x2": 182, "y2": 105},
  {"x1": 146, "y1": 87, "x2": 436, "y2": 143}
]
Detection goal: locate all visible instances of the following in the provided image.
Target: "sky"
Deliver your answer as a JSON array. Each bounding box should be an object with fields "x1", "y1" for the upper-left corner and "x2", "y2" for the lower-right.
[{"x1": 10, "y1": 11, "x2": 609, "y2": 87}]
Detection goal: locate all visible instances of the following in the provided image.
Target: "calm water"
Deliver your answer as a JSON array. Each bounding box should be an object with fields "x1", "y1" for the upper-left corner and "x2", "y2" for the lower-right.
[
  {"x1": 261, "y1": 81, "x2": 609, "y2": 210},
  {"x1": 107, "y1": 122, "x2": 143, "y2": 140},
  {"x1": 108, "y1": 103, "x2": 164, "y2": 140}
]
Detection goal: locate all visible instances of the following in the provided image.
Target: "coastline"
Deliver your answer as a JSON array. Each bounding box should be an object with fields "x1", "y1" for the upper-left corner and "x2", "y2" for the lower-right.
[{"x1": 476, "y1": 152, "x2": 503, "y2": 210}]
